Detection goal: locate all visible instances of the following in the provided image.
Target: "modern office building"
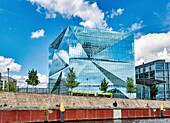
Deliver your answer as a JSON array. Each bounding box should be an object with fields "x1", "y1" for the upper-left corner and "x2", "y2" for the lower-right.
[
  {"x1": 135, "y1": 60, "x2": 169, "y2": 100},
  {"x1": 136, "y1": 84, "x2": 150, "y2": 100},
  {"x1": 48, "y1": 26, "x2": 135, "y2": 98}
]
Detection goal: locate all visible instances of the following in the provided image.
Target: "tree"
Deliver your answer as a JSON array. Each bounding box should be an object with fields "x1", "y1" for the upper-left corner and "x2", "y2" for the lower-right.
[
  {"x1": 4, "y1": 82, "x2": 19, "y2": 92},
  {"x1": 99, "y1": 78, "x2": 108, "y2": 92},
  {"x1": 26, "y1": 69, "x2": 40, "y2": 87},
  {"x1": 150, "y1": 82, "x2": 158, "y2": 100},
  {"x1": 0, "y1": 86, "x2": 2, "y2": 91},
  {"x1": 168, "y1": 89, "x2": 170, "y2": 100},
  {"x1": 126, "y1": 77, "x2": 136, "y2": 96},
  {"x1": 65, "y1": 67, "x2": 80, "y2": 94}
]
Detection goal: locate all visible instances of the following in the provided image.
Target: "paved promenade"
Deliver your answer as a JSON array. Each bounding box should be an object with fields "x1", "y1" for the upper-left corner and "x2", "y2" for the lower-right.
[{"x1": 0, "y1": 92, "x2": 169, "y2": 109}]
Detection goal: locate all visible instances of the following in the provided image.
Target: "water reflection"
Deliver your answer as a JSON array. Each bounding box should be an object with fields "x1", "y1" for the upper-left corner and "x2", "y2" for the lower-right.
[{"x1": 65, "y1": 118, "x2": 170, "y2": 123}]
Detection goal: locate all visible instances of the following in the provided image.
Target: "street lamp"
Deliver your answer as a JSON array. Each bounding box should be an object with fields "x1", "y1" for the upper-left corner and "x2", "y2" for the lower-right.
[
  {"x1": 86, "y1": 78, "x2": 88, "y2": 87},
  {"x1": 86, "y1": 78, "x2": 88, "y2": 83},
  {"x1": 7, "y1": 68, "x2": 10, "y2": 91},
  {"x1": 0, "y1": 73, "x2": 1, "y2": 88},
  {"x1": 143, "y1": 62, "x2": 145, "y2": 99},
  {"x1": 0, "y1": 73, "x2": 1, "y2": 82}
]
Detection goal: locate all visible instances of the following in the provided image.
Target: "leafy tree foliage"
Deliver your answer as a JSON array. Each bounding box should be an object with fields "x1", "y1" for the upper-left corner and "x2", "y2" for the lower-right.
[
  {"x1": 150, "y1": 82, "x2": 158, "y2": 100},
  {"x1": 126, "y1": 77, "x2": 136, "y2": 94},
  {"x1": 4, "y1": 82, "x2": 19, "y2": 92},
  {"x1": 0, "y1": 86, "x2": 2, "y2": 91},
  {"x1": 65, "y1": 67, "x2": 80, "y2": 92},
  {"x1": 168, "y1": 90, "x2": 170, "y2": 100},
  {"x1": 99, "y1": 78, "x2": 108, "y2": 92},
  {"x1": 26, "y1": 69, "x2": 40, "y2": 86}
]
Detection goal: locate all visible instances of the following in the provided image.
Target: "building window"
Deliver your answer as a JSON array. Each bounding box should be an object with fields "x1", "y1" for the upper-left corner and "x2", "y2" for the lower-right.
[
  {"x1": 150, "y1": 64, "x2": 155, "y2": 71},
  {"x1": 156, "y1": 63, "x2": 164, "y2": 70},
  {"x1": 145, "y1": 66, "x2": 149, "y2": 72},
  {"x1": 156, "y1": 70, "x2": 164, "y2": 78}
]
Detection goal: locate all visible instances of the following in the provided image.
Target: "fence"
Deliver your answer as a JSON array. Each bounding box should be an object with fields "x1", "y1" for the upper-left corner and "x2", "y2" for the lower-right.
[{"x1": 19, "y1": 88, "x2": 48, "y2": 94}]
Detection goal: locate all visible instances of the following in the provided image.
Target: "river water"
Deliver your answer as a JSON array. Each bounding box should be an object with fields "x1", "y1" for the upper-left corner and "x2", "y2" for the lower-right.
[{"x1": 67, "y1": 118, "x2": 170, "y2": 123}]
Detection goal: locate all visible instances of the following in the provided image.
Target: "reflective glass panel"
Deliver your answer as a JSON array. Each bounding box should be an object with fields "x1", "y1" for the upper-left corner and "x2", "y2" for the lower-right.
[{"x1": 48, "y1": 26, "x2": 135, "y2": 98}]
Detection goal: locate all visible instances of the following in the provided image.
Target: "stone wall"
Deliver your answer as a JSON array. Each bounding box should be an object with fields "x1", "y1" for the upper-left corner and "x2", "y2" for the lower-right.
[{"x1": 0, "y1": 92, "x2": 170, "y2": 110}]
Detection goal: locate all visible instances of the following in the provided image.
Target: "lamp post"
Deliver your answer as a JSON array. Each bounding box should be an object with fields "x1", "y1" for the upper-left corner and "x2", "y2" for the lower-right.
[
  {"x1": 86, "y1": 78, "x2": 88, "y2": 87},
  {"x1": 85, "y1": 78, "x2": 88, "y2": 92},
  {"x1": 86, "y1": 78, "x2": 88, "y2": 83},
  {"x1": 7, "y1": 68, "x2": 10, "y2": 91},
  {"x1": 143, "y1": 62, "x2": 145, "y2": 99},
  {"x1": 0, "y1": 73, "x2": 1, "y2": 89},
  {"x1": 0, "y1": 73, "x2": 1, "y2": 82}
]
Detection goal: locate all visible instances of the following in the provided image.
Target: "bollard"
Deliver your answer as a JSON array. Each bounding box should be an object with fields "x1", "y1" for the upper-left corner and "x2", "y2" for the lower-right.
[
  {"x1": 44, "y1": 110, "x2": 48, "y2": 122},
  {"x1": 60, "y1": 102, "x2": 65, "y2": 122},
  {"x1": 160, "y1": 104, "x2": 164, "y2": 118}
]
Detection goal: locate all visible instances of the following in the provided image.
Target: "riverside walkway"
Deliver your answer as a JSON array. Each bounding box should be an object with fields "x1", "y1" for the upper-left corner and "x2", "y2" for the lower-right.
[{"x1": 0, "y1": 92, "x2": 169, "y2": 109}]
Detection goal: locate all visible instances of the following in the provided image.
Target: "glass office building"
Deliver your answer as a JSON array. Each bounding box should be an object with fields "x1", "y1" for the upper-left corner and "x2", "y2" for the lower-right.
[
  {"x1": 48, "y1": 26, "x2": 135, "y2": 98},
  {"x1": 136, "y1": 84, "x2": 150, "y2": 100},
  {"x1": 136, "y1": 60, "x2": 169, "y2": 100}
]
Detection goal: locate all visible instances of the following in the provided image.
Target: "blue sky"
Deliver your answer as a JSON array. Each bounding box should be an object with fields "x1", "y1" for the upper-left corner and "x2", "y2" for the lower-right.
[{"x1": 0, "y1": 0, "x2": 170, "y2": 87}]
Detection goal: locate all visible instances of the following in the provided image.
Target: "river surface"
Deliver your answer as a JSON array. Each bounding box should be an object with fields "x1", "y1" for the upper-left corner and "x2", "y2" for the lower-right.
[{"x1": 66, "y1": 118, "x2": 170, "y2": 123}]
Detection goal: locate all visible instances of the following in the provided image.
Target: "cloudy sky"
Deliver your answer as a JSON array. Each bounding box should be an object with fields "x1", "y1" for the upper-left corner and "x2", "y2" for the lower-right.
[{"x1": 0, "y1": 0, "x2": 170, "y2": 88}]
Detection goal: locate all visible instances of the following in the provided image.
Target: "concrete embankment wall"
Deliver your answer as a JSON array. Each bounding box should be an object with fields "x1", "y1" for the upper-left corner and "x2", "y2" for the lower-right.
[{"x1": 0, "y1": 92, "x2": 170, "y2": 122}]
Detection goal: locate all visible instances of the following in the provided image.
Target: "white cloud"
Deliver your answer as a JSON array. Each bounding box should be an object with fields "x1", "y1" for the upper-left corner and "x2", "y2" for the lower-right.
[
  {"x1": 134, "y1": 32, "x2": 143, "y2": 39},
  {"x1": 135, "y1": 58, "x2": 145, "y2": 66},
  {"x1": 45, "y1": 11, "x2": 56, "y2": 19},
  {"x1": 12, "y1": 75, "x2": 27, "y2": 88},
  {"x1": 36, "y1": 5, "x2": 41, "y2": 13},
  {"x1": 119, "y1": 23, "x2": 123, "y2": 26},
  {"x1": 30, "y1": 29, "x2": 45, "y2": 39},
  {"x1": 120, "y1": 21, "x2": 143, "y2": 33},
  {"x1": 28, "y1": 0, "x2": 110, "y2": 29},
  {"x1": 110, "y1": 8, "x2": 124, "y2": 18},
  {"x1": 13, "y1": 73, "x2": 48, "y2": 88},
  {"x1": 157, "y1": 48, "x2": 170, "y2": 61},
  {"x1": 119, "y1": 27, "x2": 125, "y2": 32},
  {"x1": 135, "y1": 31, "x2": 170, "y2": 66},
  {"x1": 128, "y1": 21, "x2": 143, "y2": 31},
  {"x1": 17, "y1": 81, "x2": 28, "y2": 88},
  {"x1": 37, "y1": 73, "x2": 48, "y2": 83},
  {"x1": 0, "y1": 56, "x2": 21, "y2": 72},
  {"x1": 117, "y1": 8, "x2": 124, "y2": 15},
  {"x1": 12, "y1": 75, "x2": 27, "y2": 81}
]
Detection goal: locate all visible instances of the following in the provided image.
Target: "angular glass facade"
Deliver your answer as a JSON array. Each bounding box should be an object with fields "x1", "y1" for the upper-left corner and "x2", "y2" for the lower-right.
[{"x1": 48, "y1": 26, "x2": 135, "y2": 98}]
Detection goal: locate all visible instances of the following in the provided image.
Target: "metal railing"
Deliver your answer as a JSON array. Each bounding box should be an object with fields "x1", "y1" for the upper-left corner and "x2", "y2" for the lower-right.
[{"x1": 19, "y1": 88, "x2": 48, "y2": 94}]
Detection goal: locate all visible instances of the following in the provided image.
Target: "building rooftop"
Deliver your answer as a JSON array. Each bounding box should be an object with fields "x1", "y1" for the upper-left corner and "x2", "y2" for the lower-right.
[
  {"x1": 1, "y1": 76, "x2": 17, "y2": 82},
  {"x1": 136, "y1": 59, "x2": 166, "y2": 68}
]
